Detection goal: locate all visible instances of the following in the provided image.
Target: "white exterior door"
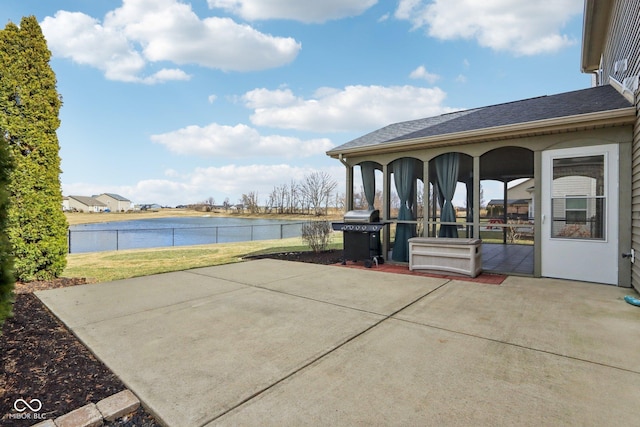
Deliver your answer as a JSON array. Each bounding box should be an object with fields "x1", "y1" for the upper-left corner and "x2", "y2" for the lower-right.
[{"x1": 541, "y1": 144, "x2": 619, "y2": 285}]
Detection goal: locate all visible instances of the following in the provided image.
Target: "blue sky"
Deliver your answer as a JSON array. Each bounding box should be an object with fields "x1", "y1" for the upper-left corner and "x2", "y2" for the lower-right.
[{"x1": 2, "y1": 0, "x2": 591, "y2": 207}]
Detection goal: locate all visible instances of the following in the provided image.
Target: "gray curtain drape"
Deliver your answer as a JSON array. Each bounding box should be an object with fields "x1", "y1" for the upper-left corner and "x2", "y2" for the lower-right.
[
  {"x1": 435, "y1": 153, "x2": 459, "y2": 238},
  {"x1": 360, "y1": 162, "x2": 376, "y2": 210},
  {"x1": 432, "y1": 183, "x2": 442, "y2": 237},
  {"x1": 392, "y1": 158, "x2": 417, "y2": 262}
]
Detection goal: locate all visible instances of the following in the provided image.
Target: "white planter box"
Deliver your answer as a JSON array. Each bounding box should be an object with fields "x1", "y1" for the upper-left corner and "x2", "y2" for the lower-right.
[{"x1": 408, "y1": 237, "x2": 482, "y2": 277}]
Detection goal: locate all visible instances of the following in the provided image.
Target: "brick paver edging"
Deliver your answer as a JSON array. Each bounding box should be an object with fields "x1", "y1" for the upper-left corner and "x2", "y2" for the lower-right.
[{"x1": 32, "y1": 389, "x2": 140, "y2": 427}]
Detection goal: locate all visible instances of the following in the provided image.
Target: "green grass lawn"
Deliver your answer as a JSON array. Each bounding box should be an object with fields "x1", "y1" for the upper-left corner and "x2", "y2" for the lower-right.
[
  {"x1": 63, "y1": 226, "x2": 535, "y2": 284},
  {"x1": 64, "y1": 235, "x2": 343, "y2": 283}
]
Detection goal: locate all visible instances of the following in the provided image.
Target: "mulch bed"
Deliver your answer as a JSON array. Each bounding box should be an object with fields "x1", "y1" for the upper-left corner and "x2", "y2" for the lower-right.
[
  {"x1": 1, "y1": 280, "x2": 158, "y2": 426},
  {"x1": 246, "y1": 249, "x2": 343, "y2": 265},
  {"x1": 0, "y1": 251, "x2": 339, "y2": 426}
]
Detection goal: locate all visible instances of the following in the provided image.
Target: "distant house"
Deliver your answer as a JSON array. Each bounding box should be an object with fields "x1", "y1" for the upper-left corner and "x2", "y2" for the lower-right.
[
  {"x1": 62, "y1": 196, "x2": 70, "y2": 211},
  {"x1": 94, "y1": 193, "x2": 132, "y2": 212},
  {"x1": 486, "y1": 199, "x2": 531, "y2": 220},
  {"x1": 68, "y1": 196, "x2": 107, "y2": 213},
  {"x1": 487, "y1": 179, "x2": 535, "y2": 220}
]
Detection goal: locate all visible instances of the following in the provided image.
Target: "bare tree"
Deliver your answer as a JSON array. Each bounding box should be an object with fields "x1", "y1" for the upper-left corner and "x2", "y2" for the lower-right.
[
  {"x1": 353, "y1": 186, "x2": 366, "y2": 209},
  {"x1": 289, "y1": 179, "x2": 300, "y2": 214},
  {"x1": 271, "y1": 183, "x2": 289, "y2": 214},
  {"x1": 300, "y1": 171, "x2": 337, "y2": 216},
  {"x1": 334, "y1": 191, "x2": 345, "y2": 211},
  {"x1": 240, "y1": 192, "x2": 260, "y2": 214}
]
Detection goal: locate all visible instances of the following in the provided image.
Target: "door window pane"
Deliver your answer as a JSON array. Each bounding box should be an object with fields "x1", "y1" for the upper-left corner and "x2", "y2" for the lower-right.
[{"x1": 551, "y1": 155, "x2": 605, "y2": 240}]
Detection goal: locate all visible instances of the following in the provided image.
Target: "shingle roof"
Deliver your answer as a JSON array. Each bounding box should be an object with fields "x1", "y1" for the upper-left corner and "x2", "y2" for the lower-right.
[
  {"x1": 329, "y1": 85, "x2": 632, "y2": 154},
  {"x1": 340, "y1": 109, "x2": 478, "y2": 149},
  {"x1": 94, "y1": 193, "x2": 131, "y2": 202},
  {"x1": 487, "y1": 199, "x2": 530, "y2": 206},
  {"x1": 69, "y1": 196, "x2": 107, "y2": 207}
]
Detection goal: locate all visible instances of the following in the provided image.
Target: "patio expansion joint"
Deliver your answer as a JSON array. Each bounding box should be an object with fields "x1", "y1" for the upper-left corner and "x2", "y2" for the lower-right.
[
  {"x1": 189, "y1": 269, "x2": 426, "y2": 317},
  {"x1": 199, "y1": 279, "x2": 454, "y2": 426},
  {"x1": 392, "y1": 318, "x2": 640, "y2": 376},
  {"x1": 245, "y1": 282, "x2": 391, "y2": 317},
  {"x1": 184, "y1": 269, "x2": 382, "y2": 316},
  {"x1": 186, "y1": 269, "x2": 312, "y2": 289},
  {"x1": 58, "y1": 285, "x2": 249, "y2": 329}
]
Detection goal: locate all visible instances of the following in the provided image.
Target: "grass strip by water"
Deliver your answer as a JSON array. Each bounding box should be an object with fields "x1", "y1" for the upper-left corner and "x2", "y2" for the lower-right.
[{"x1": 64, "y1": 235, "x2": 342, "y2": 283}]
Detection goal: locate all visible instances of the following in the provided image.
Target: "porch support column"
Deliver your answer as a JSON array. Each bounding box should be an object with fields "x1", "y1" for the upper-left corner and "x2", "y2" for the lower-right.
[
  {"x1": 423, "y1": 160, "x2": 429, "y2": 238},
  {"x1": 347, "y1": 165, "x2": 354, "y2": 212},
  {"x1": 340, "y1": 154, "x2": 354, "y2": 212},
  {"x1": 503, "y1": 180, "x2": 508, "y2": 243},
  {"x1": 473, "y1": 156, "x2": 480, "y2": 239},
  {"x1": 382, "y1": 163, "x2": 391, "y2": 259},
  {"x1": 534, "y1": 150, "x2": 542, "y2": 277}
]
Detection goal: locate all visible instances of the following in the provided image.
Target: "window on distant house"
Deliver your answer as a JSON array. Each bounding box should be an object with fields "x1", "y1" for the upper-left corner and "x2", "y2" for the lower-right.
[{"x1": 565, "y1": 196, "x2": 587, "y2": 224}]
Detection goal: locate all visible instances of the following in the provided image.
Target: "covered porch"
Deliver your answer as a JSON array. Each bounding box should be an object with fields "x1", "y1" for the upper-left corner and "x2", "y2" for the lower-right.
[
  {"x1": 328, "y1": 85, "x2": 635, "y2": 284},
  {"x1": 336, "y1": 146, "x2": 535, "y2": 276}
]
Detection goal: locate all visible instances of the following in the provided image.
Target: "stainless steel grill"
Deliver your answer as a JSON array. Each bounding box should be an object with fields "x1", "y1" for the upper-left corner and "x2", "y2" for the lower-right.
[
  {"x1": 332, "y1": 210, "x2": 385, "y2": 268},
  {"x1": 343, "y1": 209, "x2": 380, "y2": 223}
]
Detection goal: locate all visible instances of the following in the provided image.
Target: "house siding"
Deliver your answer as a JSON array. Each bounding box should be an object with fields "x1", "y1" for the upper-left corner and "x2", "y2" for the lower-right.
[
  {"x1": 600, "y1": 0, "x2": 640, "y2": 88},
  {"x1": 68, "y1": 197, "x2": 106, "y2": 213},
  {"x1": 507, "y1": 178, "x2": 534, "y2": 200},
  {"x1": 95, "y1": 194, "x2": 131, "y2": 212},
  {"x1": 597, "y1": 0, "x2": 640, "y2": 290},
  {"x1": 632, "y1": 92, "x2": 640, "y2": 291}
]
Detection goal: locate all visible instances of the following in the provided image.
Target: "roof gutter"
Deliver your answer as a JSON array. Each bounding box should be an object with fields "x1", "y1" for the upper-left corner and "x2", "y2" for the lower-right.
[
  {"x1": 581, "y1": 0, "x2": 613, "y2": 73},
  {"x1": 327, "y1": 107, "x2": 636, "y2": 158},
  {"x1": 337, "y1": 153, "x2": 349, "y2": 168},
  {"x1": 609, "y1": 77, "x2": 637, "y2": 103}
]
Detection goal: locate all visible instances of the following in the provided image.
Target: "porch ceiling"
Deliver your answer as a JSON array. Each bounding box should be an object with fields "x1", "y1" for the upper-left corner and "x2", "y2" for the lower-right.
[{"x1": 424, "y1": 147, "x2": 534, "y2": 184}]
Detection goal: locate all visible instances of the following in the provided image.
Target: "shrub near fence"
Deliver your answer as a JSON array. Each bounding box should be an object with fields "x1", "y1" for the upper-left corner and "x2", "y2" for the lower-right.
[
  {"x1": 68, "y1": 222, "x2": 306, "y2": 254},
  {"x1": 301, "y1": 220, "x2": 332, "y2": 252}
]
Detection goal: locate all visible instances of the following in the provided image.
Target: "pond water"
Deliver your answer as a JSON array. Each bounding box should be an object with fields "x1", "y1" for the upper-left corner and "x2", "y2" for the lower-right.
[{"x1": 68, "y1": 216, "x2": 305, "y2": 253}]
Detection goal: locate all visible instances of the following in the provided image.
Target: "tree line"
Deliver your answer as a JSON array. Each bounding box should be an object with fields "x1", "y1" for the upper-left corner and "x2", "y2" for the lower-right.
[{"x1": 195, "y1": 171, "x2": 341, "y2": 216}]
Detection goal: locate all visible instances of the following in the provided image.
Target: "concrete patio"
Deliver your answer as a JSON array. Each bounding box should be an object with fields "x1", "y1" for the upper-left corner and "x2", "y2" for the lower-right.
[{"x1": 37, "y1": 259, "x2": 640, "y2": 426}]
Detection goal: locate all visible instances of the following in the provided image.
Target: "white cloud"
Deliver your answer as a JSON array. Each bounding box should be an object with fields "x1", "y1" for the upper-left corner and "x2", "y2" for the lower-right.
[
  {"x1": 41, "y1": 0, "x2": 301, "y2": 83},
  {"x1": 164, "y1": 168, "x2": 181, "y2": 178},
  {"x1": 208, "y1": 94, "x2": 218, "y2": 103},
  {"x1": 207, "y1": 0, "x2": 377, "y2": 23},
  {"x1": 242, "y1": 88, "x2": 299, "y2": 109},
  {"x1": 409, "y1": 65, "x2": 440, "y2": 84},
  {"x1": 244, "y1": 85, "x2": 456, "y2": 132},
  {"x1": 150, "y1": 122, "x2": 334, "y2": 158},
  {"x1": 141, "y1": 68, "x2": 192, "y2": 84},
  {"x1": 455, "y1": 74, "x2": 468, "y2": 83},
  {"x1": 63, "y1": 164, "x2": 346, "y2": 206},
  {"x1": 395, "y1": 0, "x2": 582, "y2": 55},
  {"x1": 40, "y1": 11, "x2": 148, "y2": 82}
]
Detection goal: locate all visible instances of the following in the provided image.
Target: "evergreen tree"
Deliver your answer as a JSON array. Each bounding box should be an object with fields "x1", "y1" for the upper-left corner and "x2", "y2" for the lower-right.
[
  {"x1": 0, "y1": 16, "x2": 67, "y2": 282},
  {"x1": 0, "y1": 132, "x2": 14, "y2": 329}
]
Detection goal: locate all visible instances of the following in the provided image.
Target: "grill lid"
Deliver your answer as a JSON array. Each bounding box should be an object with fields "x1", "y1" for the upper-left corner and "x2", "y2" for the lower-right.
[{"x1": 343, "y1": 209, "x2": 380, "y2": 223}]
